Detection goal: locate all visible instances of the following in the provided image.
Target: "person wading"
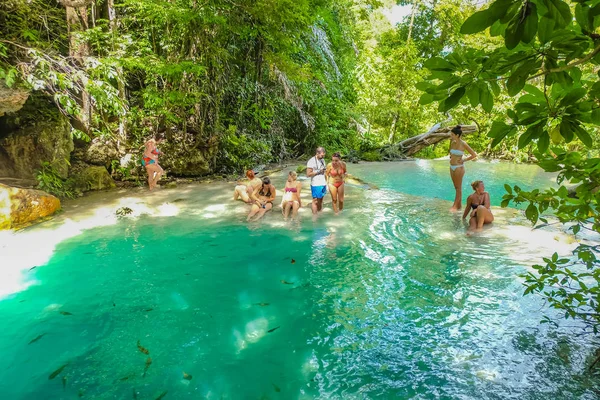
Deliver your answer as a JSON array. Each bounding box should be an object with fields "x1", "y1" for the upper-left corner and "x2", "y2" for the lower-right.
[{"x1": 306, "y1": 147, "x2": 327, "y2": 216}]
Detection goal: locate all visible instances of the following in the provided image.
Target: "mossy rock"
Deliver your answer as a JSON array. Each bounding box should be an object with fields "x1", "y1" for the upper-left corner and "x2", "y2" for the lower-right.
[
  {"x1": 72, "y1": 166, "x2": 116, "y2": 192},
  {"x1": 360, "y1": 151, "x2": 382, "y2": 162},
  {"x1": 0, "y1": 183, "x2": 61, "y2": 230},
  {"x1": 296, "y1": 165, "x2": 307, "y2": 174}
]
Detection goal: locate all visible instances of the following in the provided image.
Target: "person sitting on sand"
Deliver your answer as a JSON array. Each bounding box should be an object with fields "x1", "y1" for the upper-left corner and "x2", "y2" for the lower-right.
[
  {"x1": 234, "y1": 170, "x2": 262, "y2": 203},
  {"x1": 142, "y1": 138, "x2": 164, "y2": 191},
  {"x1": 281, "y1": 171, "x2": 302, "y2": 220},
  {"x1": 247, "y1": 177, "x2": 276, "y2": 221},
  {"x1": 463, "y1": 180, "x2": 494, "y2": 234},
  {"x1": 326, "y1": 152, "x2": 346, "y2": 215}
]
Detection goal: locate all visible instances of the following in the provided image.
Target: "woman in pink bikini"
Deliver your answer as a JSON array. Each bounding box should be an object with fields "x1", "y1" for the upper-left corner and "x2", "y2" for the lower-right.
[
  {"x1": 281, "y1": 171, "x2": 302, "y2": 220},
  {"x1": 326, "y1": 152, "x2": 346, "y2": 215}
]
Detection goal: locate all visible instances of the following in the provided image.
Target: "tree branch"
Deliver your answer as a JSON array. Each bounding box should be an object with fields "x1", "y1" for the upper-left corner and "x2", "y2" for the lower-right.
[{"x1": 529, "y1": 42, "x2": 600, "y2": 80}]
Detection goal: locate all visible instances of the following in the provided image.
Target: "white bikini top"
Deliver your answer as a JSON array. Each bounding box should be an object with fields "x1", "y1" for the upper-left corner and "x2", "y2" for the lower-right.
[{"x1": 450, "y1": 149, "x2": 464, "y2": 156}]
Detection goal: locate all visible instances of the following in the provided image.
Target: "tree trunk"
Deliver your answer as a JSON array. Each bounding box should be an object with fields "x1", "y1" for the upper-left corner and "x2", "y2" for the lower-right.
[
  {"x1": 407, "y1": 1, "x2": 417, "y2": 43},
  {"x1": 107, "y1": 0, "x2": 127, "y2": 142},
  {"x1": 380, "y1": 124, "x2": 477, "y2": 158},
  {"x1": 388, "y1": 112, "x2": 398, "y2": 143}
]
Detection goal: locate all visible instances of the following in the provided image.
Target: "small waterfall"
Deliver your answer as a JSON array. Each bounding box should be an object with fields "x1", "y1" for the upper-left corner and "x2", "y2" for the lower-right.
[
  {"x1": 272, "y1": 65, "x2": 315, "y2": 130},
  {"x1": 311, "y1": 25, "x2": 341, "y2": 80}
]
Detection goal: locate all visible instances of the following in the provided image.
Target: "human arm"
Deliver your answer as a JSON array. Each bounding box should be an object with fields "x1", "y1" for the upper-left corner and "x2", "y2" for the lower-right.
[
  {"x1": 462, "y1": 196, "x2": 472, "y2": 219},
  {"x1": 297, "y1": 182, "x2": 302, "y2": 207},
  {"x1": 462, "y1": 142, "x2": 478, "y2": 162},
  {"x1": 484, "y1": 192, "x2": 491, "y2": 209},
  {"x1": 268, "y1": 185, "x2": 276, "y2": 203}
]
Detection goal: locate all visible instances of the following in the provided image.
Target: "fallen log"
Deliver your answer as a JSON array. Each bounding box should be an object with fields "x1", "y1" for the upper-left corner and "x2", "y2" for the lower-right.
[{"x1": 379, "y1": 124, "x2": 478, "y2": 159}]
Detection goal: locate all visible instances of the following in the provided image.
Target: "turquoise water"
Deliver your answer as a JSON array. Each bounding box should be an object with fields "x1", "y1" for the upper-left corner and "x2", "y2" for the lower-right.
[{"x1": 1, "y1": 161, "x2": 598, "y2": 399}]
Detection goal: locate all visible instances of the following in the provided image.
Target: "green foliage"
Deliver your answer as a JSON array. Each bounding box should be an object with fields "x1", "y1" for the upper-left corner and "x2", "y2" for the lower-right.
[
  {"x1": 422, "y1": 0, "x2": 600, "y2": 338},
  {"x1": 360, "y1": 150, "x2": 382, "y2": 161},
  {"x1": 36, "y1": 162, "x2": 76, "y2": 199}
]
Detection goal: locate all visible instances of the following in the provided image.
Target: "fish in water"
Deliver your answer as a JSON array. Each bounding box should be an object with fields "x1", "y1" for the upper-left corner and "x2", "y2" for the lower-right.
[
  {"x1": 291, "y1": 259, "x2": 296, "y2": 264},
  {"x1": 59, "y1": 311, "x2": 73, "y2": 316},
  {"x1": 48, "y1": 363, "x2": 68, "y2": 380},
  {"x1": 78, "y1": 389, "x2": 84, "y2": 398},
  {"x1": 280, "y1": 280, "x2": 294, "y2": 285},
  {"x1": 172, "y1": 198, "x2": 186, "y2": 203},
  {"x1": 253, "y1": 302, "x2": 270, "y2": 307},
  {"x1": 183, "y1": 372, "x2": 192, "y2": 380},
  {"x1": 137, "y1": 340, "x2": 150, "y2": 354},
  {"x1": 143, "y1": 357, "x2": 152, "y2": 377},
  {"x1": 272, "y1": 383, "x2": 281, "y2": 392},
  {"x1": 132, "y1": 388, "x2": 138, "y2": 400},
  {"x1": 62, "y1": 376, "x2": 67, "y2": 390},
  {"x1": 155, "y1": 390, "x2": 168, "y2": 400},
  {"x1": 29, "y1": 266, "x2": 38, "y2": 271},
  {"x1": 144, "y1": 308, "x2": 154, "y2": 312},
  {"x1": 113, "y1": 302, "x2": 116, "y2": 307},
  {"x1": 28, "y1": 333, "x2": 46, "y2": 344},
  {"x1": 268, "y1": 326, "x2": 280, "y2": 333}
]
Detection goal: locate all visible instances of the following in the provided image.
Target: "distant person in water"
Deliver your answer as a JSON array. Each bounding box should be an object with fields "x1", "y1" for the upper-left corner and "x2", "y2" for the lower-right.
[
  {"x1": 326, "y1": 152, "x2": 346, "y2": 215},
  {"x1": 281, "y1": 171, "x2": 302, "y2": 220},
  {"x1": 247, "y1": 177, "x2": 276, "y2": 221},
  {"x1": 306, "y1": 147, "x2": 327, "y2": 215},
  {"x1": 142, "y1": 138, "x2": 164, "y2": 191},
  {"x1": 463, "y1": 180, "x2": 494, "y2": 234},
  {"x1": 449, "y1": 125, "x2": 477, "y2": 211},
  {"x1": 233, "y1": 170, "x2": 262, "y2": 203}
]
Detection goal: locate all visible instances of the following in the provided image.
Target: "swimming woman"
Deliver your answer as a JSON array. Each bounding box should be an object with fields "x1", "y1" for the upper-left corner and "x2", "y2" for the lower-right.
[
  {"x1": 326, "y1": 152, "x2": 346, "y2": 215},
  {"x1": 142, "y1": 138, "x2": 164, "y2": 191},
  {"x1": 463, "y1": 180, "x2": 494, "y2": 233},
  {"x1": 247, "y1": 177, "x2": 276, "y2": 221},
  {"x1": 234, "y1": 170, "x2": 262, "y2": 203},
  {"x1": 281, "y1": 171, "x2": 302, "y2": 220},
  {"x1": 449, "y1": 125, "x2": 477, "y2": 211}
]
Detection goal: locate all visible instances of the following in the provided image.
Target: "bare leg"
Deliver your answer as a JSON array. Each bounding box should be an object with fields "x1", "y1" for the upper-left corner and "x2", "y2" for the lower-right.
[
  {"x1": 151, "y1": 165, "x2": 164, "y2": 188},
  {"x1": 449, "y1": 166, "x2": 465, "y2": 211},
  {"x1": 475, "y1": 206, "x2": 494, "y2": 231},
  {"x1": 338, "y1": 184, "x2": 345, "y2": 212},
  {"x1": 311, "y1": 198, "x2": 319, "y2": 215},
  {"x1": 234, "y1": 185, "x2": 246, "y2": 201},
  {"x1": 283, "y1": 201, "x2": 292, "y2": 220},
  {"x1": 247, "y1": 203, "x2": 261, "y2": 221},
  {"x1": 253, "y1": 202, "x2": 272, "y2": 221},
  {"x1": 329, "y1": 184, "x2": 339, "y2": 214},
  {"x1": 292, "y1": 201, "x2": 300, "y2": 219},
  {"x1": 146, "y1": 164, "x2": 159, "y2": 190},
  {"x1": 317, "y1": 198, "x2": 323, "y2": 212}
]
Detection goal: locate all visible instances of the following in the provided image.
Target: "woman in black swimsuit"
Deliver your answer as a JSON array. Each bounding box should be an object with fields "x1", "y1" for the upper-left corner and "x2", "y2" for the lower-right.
[
  {"x1": 247, "y1": 177, "x2": 277, "y2": 221},
  {"x1": 462, "y1": 180, "x2": 494, "y2": 234}
]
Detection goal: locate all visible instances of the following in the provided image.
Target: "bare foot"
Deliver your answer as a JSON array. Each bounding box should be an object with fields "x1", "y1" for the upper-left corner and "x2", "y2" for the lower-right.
[{"x1": 449, "y1": 207, "x2": 458, "y2": 212}]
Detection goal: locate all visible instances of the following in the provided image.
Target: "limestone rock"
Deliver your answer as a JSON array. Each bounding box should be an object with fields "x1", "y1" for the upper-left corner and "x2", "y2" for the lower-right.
[
  {"x1": 158, "y1": 132, "x2": 214, "y2": 176},
  {"x1": 0, "y1": 111, "x2": 73, "y2": 179},
  {"x1": 0, "y1": 183, "x2": 61, "y2": 230},
  {"x1": 0, "y1": 82, "x2": 29, "y2": 117},
  {"x1": 72, "y1": 166, "x2": 116, "y2": 192},
  {"x1": 83, "y1": 137, "x2": 120, "y2": 167}
]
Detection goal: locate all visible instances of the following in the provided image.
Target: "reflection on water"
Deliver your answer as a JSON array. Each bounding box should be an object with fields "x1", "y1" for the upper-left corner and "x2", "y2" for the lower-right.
[{"x1": 0, "y1": 162, "x2": 598, "y2": 399}]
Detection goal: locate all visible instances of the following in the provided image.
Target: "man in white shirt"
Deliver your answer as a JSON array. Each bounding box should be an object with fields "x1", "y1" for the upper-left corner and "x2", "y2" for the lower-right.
[{"x1": 306, "y1": 147, "x2": 327, "y2": 215}]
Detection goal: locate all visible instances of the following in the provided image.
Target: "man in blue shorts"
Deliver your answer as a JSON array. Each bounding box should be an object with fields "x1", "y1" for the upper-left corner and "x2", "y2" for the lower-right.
[{"x1": 306, "y1": 147, "x2": 327, "y2": 215}]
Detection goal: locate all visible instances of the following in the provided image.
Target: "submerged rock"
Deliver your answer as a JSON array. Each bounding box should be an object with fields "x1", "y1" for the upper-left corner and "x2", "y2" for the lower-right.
[
  {"x1": 0, "y1": 184, "x2": 61, "y2": 230},
  {"x1": 72, "y1": 166, "x2": 116, "y2": 192}
]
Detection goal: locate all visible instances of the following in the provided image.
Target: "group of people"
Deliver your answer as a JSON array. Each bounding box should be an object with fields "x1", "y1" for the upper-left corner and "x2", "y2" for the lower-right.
[
  {"x1": 143, "y1": 125, "x2": 494, "y2": 232},
  {"x1": 233, "y1": 147, "x2": 347, "y2": 221},
  {"x1": 448, "y1": 125, "x2": 494, "y2": 233}
]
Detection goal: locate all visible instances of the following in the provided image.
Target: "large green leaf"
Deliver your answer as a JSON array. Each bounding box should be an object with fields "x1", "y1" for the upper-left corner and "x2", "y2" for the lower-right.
[
  {"x1": 507, "y1": 60, "x2": 539, "y2": 96},
  {"x1": 424, "y1": 57, "x2": 455, "y2": 72},
  {"x1": 461, "y1": 10, "x2": 496, "y2": 34},
  {"x1": 548, "y1": 0, "x2": 573, "y2": 29},
  {"x1": 525, "y1": 202, "x2": 539, "y2": 224},
  {"x1": 572, "y1": 123, "x2": 593, "y2": 147},
  {"x1": 538, "y1": 16, "x2": 555, "y2": 43},
  {"x1": 591, "y1": 108, "x2": 600, "y2": 125},
  {"x1": 522, "y1": 3, "x2": 539, "y2": 43},
  {"x1": 537, "y1": 131, "x2": 550, "y2": 153},
  {"x1": 559, "y1": 119, "x2": 575, "y2": 142},
  {"x1": 466, "y1": 84, "x2": 480, "y2": 107},
  {"x1": 419, "y1": 93, "x2": 435, "y2": 105},
  {"x1": 479, "y1": 83, "x2": 494, "y2": 112},
  {"x1": 559, "y1": 88, "x2": 587, "y2": 107},
  {"x1": 438, "y1": 86, "x2": 466, "y2": 112}
]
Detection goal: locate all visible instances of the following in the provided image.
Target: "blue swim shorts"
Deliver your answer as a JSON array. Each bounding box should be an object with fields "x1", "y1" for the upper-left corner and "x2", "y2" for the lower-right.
[{"x1": 311, "y1": 185, "x2": 327, "y2": 199}]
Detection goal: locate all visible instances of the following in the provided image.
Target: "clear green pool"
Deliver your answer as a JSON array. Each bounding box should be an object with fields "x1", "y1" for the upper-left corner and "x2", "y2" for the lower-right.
[{"x1": 0, "y1": 161, "x2": 598, "y2": 399}]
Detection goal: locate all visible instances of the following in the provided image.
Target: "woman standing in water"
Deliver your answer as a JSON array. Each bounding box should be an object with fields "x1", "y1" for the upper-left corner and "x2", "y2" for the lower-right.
[
  {"x1": 142, "y1": 138, "x2": 164, "y2": 191},
  {"x1": 463, "y1": 180, "x2": 494, "y2": 233},
  {"x1": 281, "y1": 171, "x2": 302, "y2": 220},
  {"x1": 448, "y1": 125, "x2": 477, "y2": 211},
  {"x1": 233, "y1": 170, "x2": 262, "y2": 203},
  {"x1": 326, "y1": 152, "x2": 346, "y2": 215},
  {"x1": 247, "y1": 177, "x2": 276, "y2": 221}
]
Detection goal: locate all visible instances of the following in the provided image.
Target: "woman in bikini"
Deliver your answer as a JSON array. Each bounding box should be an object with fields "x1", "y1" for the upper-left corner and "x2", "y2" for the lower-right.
[
  {"x1": 234, "y1": 170, "x2": 262, "y2": 203},
  {"x1": 449, "y1": 125, "x2": 477, "y2": 211},
  {"x1": 142, "y1": 138, "x2": 164, "y2": 191},
  {"x1": 463, "y1": 180, "x2": 494, "y2": 234},
  {"x1": 247, "y1": 177, "x2": 276, "y2": 221},
  {"x1": 281, "y1": 171, "x2": 302, "y2": 220},
  {"x1": 326, "y1": 152, "x2": 347, "y2": 215}
]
